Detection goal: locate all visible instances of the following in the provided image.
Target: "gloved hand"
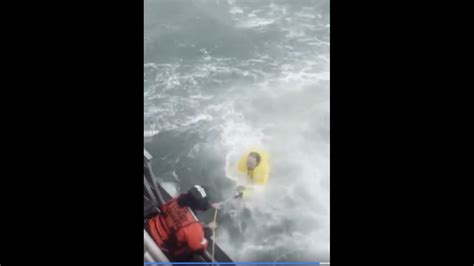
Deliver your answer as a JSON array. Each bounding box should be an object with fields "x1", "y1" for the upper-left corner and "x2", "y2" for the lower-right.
[
  {"x1": 234, "y1": 186, "x2": 246, "y2": 198},
  {"x1": 208, "y1": 221, "x2": 218, "y2": 230},
  {"x1": 234, "y1": 190, "x2": 244, "y2": 199},
  {"x1": 210, "y1": 202, "x2": 222, "y2": 209}
]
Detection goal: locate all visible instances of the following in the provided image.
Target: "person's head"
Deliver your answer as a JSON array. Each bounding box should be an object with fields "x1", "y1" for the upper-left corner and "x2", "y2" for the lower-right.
[
  {"x1": 247, "y1": 152, "x2": 261, "y2": 170},
  {"x1": 177, "y1": 185, "x2": 210, "y2": 211}
]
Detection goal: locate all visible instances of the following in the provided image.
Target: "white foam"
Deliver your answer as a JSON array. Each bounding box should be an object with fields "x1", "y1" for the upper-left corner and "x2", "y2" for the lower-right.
[
  {"x1": 285, "y1": 28, "x2": 306, "y2": 39},
  {"x1": 179, "y1": 113, "x2": 213, "y2": 127},
  {"x1": 161, "y1": 182, "x2": 179, "y2": 197},
  {"x1": 172, "y1": 171, "x2": 179, "y2": 182},
  {"x1": 144, "y1": 130, "x2": 159, "y2": 137},
  {"x1": 236, "y1": 17, "x2": 275, "y2": 29},
  {"x1": 207, "y1": 56, "x2": 329, "y2": 261},
  {"x1": 296, "y1": 12, "x2": 316, "y2": 19},
  {"x1": 229, "y1": 6, "x2": 243, "y2": 14},
  {"x1": 190, "y1": 94, "x2": 215, "y2": 100}
]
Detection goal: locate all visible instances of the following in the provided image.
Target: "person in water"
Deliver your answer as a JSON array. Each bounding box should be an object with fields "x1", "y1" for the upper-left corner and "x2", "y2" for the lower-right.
[{"x1": 233, "y1": 150, "x2": 270, "y2": 198}]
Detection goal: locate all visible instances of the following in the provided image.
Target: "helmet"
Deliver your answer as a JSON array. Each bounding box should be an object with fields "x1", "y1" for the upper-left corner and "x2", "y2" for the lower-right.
[{"x1": 187, "y1": 185, "x2": 210, "y2": 211}]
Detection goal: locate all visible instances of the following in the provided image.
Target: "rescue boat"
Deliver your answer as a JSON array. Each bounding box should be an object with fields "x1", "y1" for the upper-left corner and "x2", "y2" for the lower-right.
[{"x1": 144, "y1": 149, "x2": 235, "y2": 264}]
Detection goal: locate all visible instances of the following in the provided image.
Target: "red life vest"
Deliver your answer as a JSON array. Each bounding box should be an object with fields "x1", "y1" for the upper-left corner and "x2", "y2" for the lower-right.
[{"x1": 147, "y1": 197, "x2": 199, "y2": 252}]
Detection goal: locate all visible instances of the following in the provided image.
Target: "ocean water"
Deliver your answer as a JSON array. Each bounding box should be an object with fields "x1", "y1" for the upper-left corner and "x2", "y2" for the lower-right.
[{"x1": 144, "y1": 0, "x2": 329, "y2": 262}]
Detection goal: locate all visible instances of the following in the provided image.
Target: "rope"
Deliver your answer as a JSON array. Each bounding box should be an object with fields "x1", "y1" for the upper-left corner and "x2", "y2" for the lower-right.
[
  {"x1": 211, "y1": 207, "x2": 218, "y2": 260},
  {"x1": 210, "y1": 190, "x2": 240, "y2": 261}
]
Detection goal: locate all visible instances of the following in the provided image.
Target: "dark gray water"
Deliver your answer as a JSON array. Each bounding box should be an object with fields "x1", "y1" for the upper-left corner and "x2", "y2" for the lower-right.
[{"x1": 144, "y1": 0, "x2": 329, "y2": 262}]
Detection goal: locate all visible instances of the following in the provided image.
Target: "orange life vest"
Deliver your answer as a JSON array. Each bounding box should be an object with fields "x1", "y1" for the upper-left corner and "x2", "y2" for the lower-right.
[{"x1": 147, "y1": 197, "x2": 199, "y2": 253}]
